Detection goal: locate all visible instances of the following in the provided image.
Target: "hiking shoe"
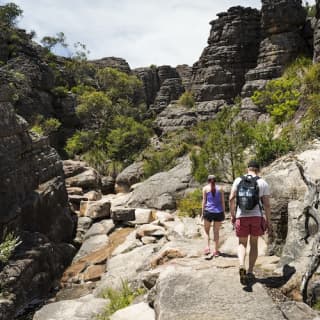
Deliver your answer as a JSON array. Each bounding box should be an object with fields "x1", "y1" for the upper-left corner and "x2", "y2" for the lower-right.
[
  {"x1": 239, "y1": 267, "x2": 247, "y2": 285},
  {"x1": 213, "y1": 251, "x2": 220, "y2": 257},
  {"x1": 246, "y1": 272, "x2": 255, "y2": 283},
  {"x1": 204, "y1": 247, "x2": 211, "y2": 255}
]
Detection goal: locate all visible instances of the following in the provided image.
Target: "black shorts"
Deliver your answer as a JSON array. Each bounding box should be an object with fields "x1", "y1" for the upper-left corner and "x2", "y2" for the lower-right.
[{"x1": 203, "y1": 211, "x2": 225, "y2": 222}]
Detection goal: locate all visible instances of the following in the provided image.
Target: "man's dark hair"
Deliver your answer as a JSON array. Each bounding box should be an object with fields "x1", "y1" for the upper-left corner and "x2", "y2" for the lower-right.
[{"x1": 247, "y1": 160, "x2": 260, "y2": 170}]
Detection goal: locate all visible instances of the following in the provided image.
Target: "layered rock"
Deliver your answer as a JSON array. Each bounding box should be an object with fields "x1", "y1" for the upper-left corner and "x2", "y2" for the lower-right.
[
  {"x1": 134, "y1": 67, "x2": 160, "y2": 107},
  {"x1": 152, "y1": 78, "x2": 185, "y2": 113},
  {"x1": 150, "y1": 66, "x2": 185, "y2": 113},
  {"x1": 176, "y1": 64, "x2": 193, "y2": 91},
  {"x1": 191, "y1": 6, "x2": 261, "y2": 102},
  {"x1": 135, "y1": 65, "x2": 191, "y2": 112},
  {"x1": 262, "y1": 140, "x2": 320, "y2": 301},
  {"x1": 90, "y1": 56, "x2": 131, "y2": 74},
  {"x1": 0, "y1": 28, "x2": 80, "y2": 151},
  {"x1": 154, "y1": 100, "x2": 225, "y2": 134},
  {"x1": 0, "y1": 100, "x2": 75, "y2": 319},
  {"x1": 314, "y1": 0, "x2": 320, "y2": 62},
  {"x1": 242, "y1": 0, "x2": 310, "y2": 97}
]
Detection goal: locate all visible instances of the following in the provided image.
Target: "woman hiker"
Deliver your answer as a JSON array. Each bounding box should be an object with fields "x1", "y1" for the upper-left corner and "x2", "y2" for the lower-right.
[{"x1": 201, "y1": 174, "x2": 225, "y2": 257}]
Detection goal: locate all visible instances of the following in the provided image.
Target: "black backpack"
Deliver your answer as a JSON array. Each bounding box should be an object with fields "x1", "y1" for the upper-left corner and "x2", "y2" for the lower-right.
[{"x1": 236, "y1": 175, "x2": 260, "y2": 211}]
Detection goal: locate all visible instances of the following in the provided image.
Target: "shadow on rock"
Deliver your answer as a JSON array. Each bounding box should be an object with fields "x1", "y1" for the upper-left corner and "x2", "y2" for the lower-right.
[{"x1": 243, "y1": 264, "x2": 296, "y2": 292}]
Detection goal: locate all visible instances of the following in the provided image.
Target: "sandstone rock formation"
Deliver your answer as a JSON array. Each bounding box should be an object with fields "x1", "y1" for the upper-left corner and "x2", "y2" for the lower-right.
[
  {"x1": 262, "y1": 140, "x2": 320, "y2": 302},
  {"x1": 314, "y1": 0, "x2": 320, "y2": 62},
  {"x1": 134, "y1": 65, "x2": 191, "y2": 112},
  {"x1": 154, "y1": 100, "x2": 225, "y2": 134},
  {"x1": 191, "y1": 6, "x2": 261, "y2": 102},
  {"x1": 90, "y1": 56, "x2": 131, "y2": 74},
  {"x1": 0, "y1": 100, "x2": 75, "y2": 319},
  {"x1": 134, "y1": 66, "x2": 160, "y2": 107},
  {"x1": 242, "y1": 0, "x2": 311, "y2": 97}
]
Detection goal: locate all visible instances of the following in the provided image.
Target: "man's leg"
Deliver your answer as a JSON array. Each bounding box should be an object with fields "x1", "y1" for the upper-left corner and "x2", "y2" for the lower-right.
[
  {"x1": 238, "y1": 237, "x2": 248, "y2": 267},
  {"x1": 204, "y1": 219, "x2": 211, "y2": 253},
  {"x1": 238, "y1": 237, "x2": 248, "y2": 285},
  {"x1": 248, "y1": 236, "x2": 259, "y2": 274},
  {"x1": 213, "y1": 221, "x2": 222, "y2": 253}
]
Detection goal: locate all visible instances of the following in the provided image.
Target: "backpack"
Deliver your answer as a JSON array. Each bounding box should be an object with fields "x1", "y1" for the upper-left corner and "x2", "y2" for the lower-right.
[{"x1": 236, "y1": 175, "x2": 260, "y2": 211}]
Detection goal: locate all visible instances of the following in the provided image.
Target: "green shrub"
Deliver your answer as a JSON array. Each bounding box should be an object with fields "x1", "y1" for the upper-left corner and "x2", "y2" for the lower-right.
[
  {"x1": 177, "y1": 189, "x2": 202, "y2": 217},
  {"x1": 252, "y1": 57, "x2": 312, "y2": 123},
  {"x1": 191, "y1": 106, "x2": 253, "y2": 182},
  {"x1": 300, "y1": 94, "x2": 320, "y2": 140},
  {"x1": 76, "y1": 91, "x2": 113, "y2": 129},
  {"x1": 96, "y1": 67, "x2": 142, "y2": 102},
  {"x1": 30, "y1": 117, "x2": 61, "y2": 136},
  {"x1": 252, "y1": 78, "x2": 301, "y2": 123},
  {"x1": 178, "y1": 91, "x2": 195, "y2": 108},
  {"x1": 105, "y1": 116, "x2": 152, "y2": 163},
  {"x1": 65, "y1": 130, "x2": 96, "y2": 157},
  {"x1": 251, "y1": 122, "x2": 294, "y2": 166},
  {"x1": 97, "y1": 281, "x2": 145, "y2": 320},
  {"x1": 0, "y1": 230, "x2": 21, "y2": 265},
  {"x1": 302, "y1": 63, "x2": 320, "y2": 95},
  {"x1": 52, "y1": 86, "x2": 69, "y2": 97},
  {"x1": 143, "y1": 142, "x2": 189, "y2": 178}
]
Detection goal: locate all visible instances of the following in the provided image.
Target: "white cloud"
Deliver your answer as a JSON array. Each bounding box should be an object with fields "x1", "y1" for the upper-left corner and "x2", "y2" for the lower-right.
[{"x1": 1, "y1": 0, "x2": 315, "y2": 68}]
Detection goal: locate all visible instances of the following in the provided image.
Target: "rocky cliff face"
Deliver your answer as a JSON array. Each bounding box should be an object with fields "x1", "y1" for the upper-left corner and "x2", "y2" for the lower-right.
[
  {"x1": 314, "y1": 0, "x2": 320, "y2": 62},
  {"x1": 134, "y1": 65, "x2": 188, "y2": 112},
  {"x1": 0, "y1": 97, "x2": 75, "y2": 318},
  {"x1": 242, "y1": 0, "x2": 311, "y2": 96},
  {"x1": 191, "y1": 6, "x2": 261, "y2": 103},
  {"x1": 0, "y1": 28, "x2": 80, "y2": 152}
]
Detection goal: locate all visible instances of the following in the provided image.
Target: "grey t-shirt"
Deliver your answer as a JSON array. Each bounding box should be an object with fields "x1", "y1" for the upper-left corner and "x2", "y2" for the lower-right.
[{"x1": 231, "y1": 175, "x2": 270, "y2": 218}]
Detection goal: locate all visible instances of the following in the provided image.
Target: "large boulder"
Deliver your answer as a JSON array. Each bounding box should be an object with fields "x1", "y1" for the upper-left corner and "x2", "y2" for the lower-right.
[
  {"x1": 262, "y1": 140, "x2": 320, "y2": 300},
  {"x1": 33, "y1": 294, "x2": 107, "y2": 320},
  {"x1": 66, "y1": 168, "x2": 101, "y2": 191},
  {"x1": 127, "y1": 156, "x2": 196, "y2": 210},
  {"x1": 110, "y1": 302, "x2": 155, "y2": 320},
  {"x1": 94, "y1": 244, "x2": 159, "y2": 295},
  {"x1": 115, "y1": 161, "x2": 145, "y2": 192}
]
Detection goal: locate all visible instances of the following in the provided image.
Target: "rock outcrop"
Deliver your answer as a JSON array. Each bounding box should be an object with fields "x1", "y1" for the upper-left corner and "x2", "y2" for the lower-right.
[
  {"x1": 0, "y1": 28, "x2": 80, "y2": 152},
  {"x1": 90, "y1": 56, "x2": 131, "y2": 74},
  {"x1": 0, "y1": 100, "x2": 76, "y2": 319},
  {"x1": 262, "y1": 140, "x2": 320, "y2": 301},
  {"x1": 134, "y1": 67, "x2": 160, "y2": 107},
  {"x1": 191, "y1": 6, "x2": 261, "y2": 102},
  {"x1": 314, "y1": 0, "x2": 320, "y2": 62},
  {"x1": 242, "y1": 0, "x2": 311, "y2": 97},
  {"x1": 154, "y1": 100, "x2": 225, "y2": 134},
  {"x1": 134, "y1": 65, "x2": 191, "y2": 112}
]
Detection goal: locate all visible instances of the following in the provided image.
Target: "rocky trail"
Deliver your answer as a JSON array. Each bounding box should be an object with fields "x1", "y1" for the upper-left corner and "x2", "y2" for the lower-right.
[{"x1": 32, "y1": 208, "x2": 319, "y2": 320}]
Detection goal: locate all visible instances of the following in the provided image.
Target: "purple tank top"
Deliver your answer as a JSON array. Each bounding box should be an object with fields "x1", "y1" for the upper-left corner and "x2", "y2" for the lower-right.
[{"x1": 205, "y1": 187, "x2": 223, "y2": 213}]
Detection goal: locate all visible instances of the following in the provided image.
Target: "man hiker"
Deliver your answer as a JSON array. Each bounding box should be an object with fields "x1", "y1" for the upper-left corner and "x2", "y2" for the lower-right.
[{"x1": 229, "y1": 160, "x2": 272, "y2": 285}]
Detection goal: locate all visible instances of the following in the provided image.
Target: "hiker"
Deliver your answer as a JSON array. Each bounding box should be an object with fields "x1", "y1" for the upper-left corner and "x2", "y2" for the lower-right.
[
  {"x1": 229, "y1": 160, "x2": 272, "y2": 285},
  {"x1": 201, "y1": 174, "x2": 225, "y2": 257}
]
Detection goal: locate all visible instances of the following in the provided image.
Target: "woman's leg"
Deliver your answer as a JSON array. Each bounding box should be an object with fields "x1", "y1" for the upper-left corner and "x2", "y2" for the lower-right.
[
  {"x1": 204, "y1": 219, "x2": 211, "y2": 251},
  {"x1": 213, "y1": 221, "x2": 222, "y2": 253}
]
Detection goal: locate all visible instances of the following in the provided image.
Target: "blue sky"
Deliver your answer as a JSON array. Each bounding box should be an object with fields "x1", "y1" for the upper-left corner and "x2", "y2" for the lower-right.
[{"x1": 1, "y1": 0, "x2": 315, "y2": 68}]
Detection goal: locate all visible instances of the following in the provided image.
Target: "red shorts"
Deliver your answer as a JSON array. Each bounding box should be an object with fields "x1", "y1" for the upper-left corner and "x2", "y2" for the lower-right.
[{"x1": 236, "y1": 216, "x2": 265, "y2": 237}]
